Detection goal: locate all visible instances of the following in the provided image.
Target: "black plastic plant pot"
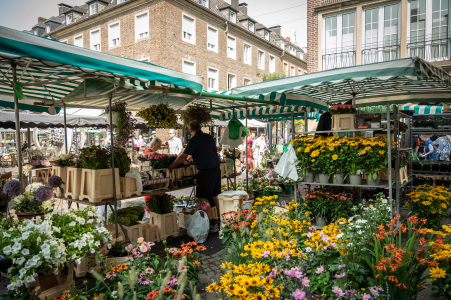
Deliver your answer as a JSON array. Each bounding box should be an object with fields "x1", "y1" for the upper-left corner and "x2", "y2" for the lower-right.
[
  {"x1": 253, "y1": 190, "x2": 263, "y2": 199},
  {"x1": 440, "y1": 163, "x2": 448, "y2": 173},
  {"x1": 0, "y1": 253, "x2": 12, "y2": 273},
  {"x1": 432, "y1": 164, "x2": 440, "y2": 172},
  {"x1": 412, "y1": 163, "x2": 421, "y2": 171}
]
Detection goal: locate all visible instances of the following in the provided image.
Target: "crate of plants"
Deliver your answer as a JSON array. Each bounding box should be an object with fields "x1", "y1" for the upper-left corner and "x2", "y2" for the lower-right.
[
  {"x1": 108, "y1": 206, "x2": 145, "y2": 242},
  {"x1": 145, "y1": 193, "x2": 178, "y2": 240}
]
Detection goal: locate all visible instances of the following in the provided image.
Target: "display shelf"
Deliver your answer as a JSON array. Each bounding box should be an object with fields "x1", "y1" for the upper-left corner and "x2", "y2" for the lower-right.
[
  {"x1": 412, "y1": 172, "x2": 451, "y2": 177},
  {"x1": 300, "y1": 128, "x2": 388, "y2": 135},
  {"x1": 298, "y1": 181, "x2": 390, "y2": 189}
]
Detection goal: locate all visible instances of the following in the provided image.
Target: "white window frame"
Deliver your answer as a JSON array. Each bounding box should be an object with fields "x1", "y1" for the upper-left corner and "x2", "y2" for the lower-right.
[
  {"x1": 66, "y1": 14, "x2": 73, "y2": 25},
  {"x1": 90, "y1": 28, "x2": 101, "y2": 51},
  {"x1": 257, "y1": 49, "x2": 265, "y2": 70},
  {"x1": 61, "y1": 39, "x2": 68, "y2": 43},
  {"x1": 229, "y1": 10, "x2": 236, "y2": 23},
  {"x1": 243, "y1": 43, "x2": 252, "y2": 65},
  {"x1": 182, "y1": 13, "x2": 196, "y2": 45},
  {"x1": 182, "y1": 59, "x2": 196, "y2": 75},
  {"x1": 283, "y1": 62, "x2": 289, "y2": 77},
  {"x1": 46, "y1": 24, "x2": 51, "y2": 33},
  {"x1": 290, "y1": 65, "x2": 296, "y2": 76},
  {"x1": 207, "y1": 25, "x2": 218, "y2": 53},
  {"x1": 108, "y1": 21, "x2": 121, "y2": 48},
  {"x1": 269, "y1": 55, "x2": 276, "y2": 73},
  {"x1": 248, "y1": 21, "x2": 255, "y2": 33},
  {"x1": 264, "y1": 30, "x2": 270, "y2": 41},
  {"x1": 243, "y1": 77, "x2": 252, "y2": 85},
  {"x1": 74, "y1": 34, "x2": 83, "y2": 47},
  {"x1": 90, "y1": 2, "x2": 98, "y2": 15},
  {"x1": 199, "y1": 0, "x2": 209, "y2": 8},
  {"x1": 207, "y1": 66, "x2": 219, "y2": 91},
  {"x1": 227, "y1": 72, "x2": 237, "y2": 91},
  {"x1": 227, "y1": 35, "x2": 237, "y2": 59},
  {"x1": 135, "y1": 11, "x2": 149, "y2": 42}
]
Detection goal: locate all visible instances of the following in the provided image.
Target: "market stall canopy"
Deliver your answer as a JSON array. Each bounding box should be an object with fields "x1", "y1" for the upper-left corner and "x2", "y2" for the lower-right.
[
  {"x1": 0, "y1": 26, "x2": 203, "y2": 110},
  {"x1": 231, "y1": 57, "x2": 451, "y2": 107},
  {"x1": 0, "y1": 110, "x2": 147, "y2": 129},
  {"x1": 238, "y1": 119, "x2": 267, "y2": 128},
  {"x1": 359, "y1": 104, "x2": 444, "y2": 115}
]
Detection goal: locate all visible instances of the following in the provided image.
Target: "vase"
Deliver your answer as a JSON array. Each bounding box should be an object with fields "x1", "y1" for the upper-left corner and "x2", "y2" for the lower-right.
[
  {"x1": 332, "y1": 174, "x2": 344, "y2": 184},
  {"x1": 106, "y1": 111, "x2": 119, "y2": 125},
  {"x1": 15, "y1": 211, "x2": 46, "y2": 221},
  {"x1": 349, "y1": 174, "x2": 362, "y2": 185},
  {"x1": 367, "y1": 173, "x2": 380, "y2": 186},
  {"x1": 304, "y1": 172, "x2": 314, "y2": 182},
  {"x1": 318, "y1": 173, "x2": 329, "y2": 184},
  {"x1": 316, "y1": 216, "x2": 327, "y2": 227}
]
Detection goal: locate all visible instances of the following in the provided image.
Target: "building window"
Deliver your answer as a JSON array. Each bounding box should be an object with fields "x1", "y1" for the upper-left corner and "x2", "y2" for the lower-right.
[
  {"x1": 322, "y1": 12, "x2": 356, "y2": 70},
  {"x1": 279, "y1": 39, "x2": 285, "y2": 49},
  {"x1": 264, "y1": 30, "x2": 270, "y2": 41},
  {"x1": 258, "y1": 50, "x2": 265, "y2": 70},
  {"x1": 227, "y1": 73, "x2": 236, "y2": 91},
  {"x1": 362, "y1": 4, "x2": 400, "y2": 64},
  {"x1": 90, "y1": 2, "x2": 98, "y2": 15},
  {"x1": 199, "y1": 0, "x2": 209, "y2": 8},
  {"x1": 90, "y1": 29, "x2": 101, "y2": 51},
  {"x1": 207, "y1": 67, "x2": 218, "y2": 91},
  {"x1": 182, "y1": 59, "x2": 196, "y2": 75},
  {"x1": 66, "y1": 14, "x2": 73, "y2": 25},
  {"x1": 298, "y1": 68, "x2": 302, "y2": 75},
  {"x1": 46, "y1": 24, "x2": 51, "y2": 33},
  {"x1": 290, "y1": 65, "x2": 295, "y2": 76},
  {"x1": 408, "y1": 0, "x2": 450, "y2": 61},
  {"x1": 74, "y1": 34, "x2": 83, "y2": 47},
  {"x1": 227, "y1": 35, "x2": 236, "y2": 59},
  {"x1": 135, "y1": 12, "x2": 149, "y2": 41},
  {"x1": 244, "y1": 78, "x2": 252, "y2": 86},
  {"x1": 269, "y1": 55, "x2": 275, "y2": 73},
  {"x1": 207, "y1": 26, "x2": 218, "y2": 52},
  {"x1": 249, "y1": 22, "x2": 255, "y2": 33},
  {"x1": 243, "y1": 44, "x2": 252, "y2": 65},
  {"x1": 283, "y1": 62, "x2": 289, "y2": 77},
  {"x1": 229, "y1": 10, "x2": 236, "y2": 23},
  {"x1": 108, "y1": 22, "x2": 120, "y2": 48},
  {"x1": 182, "y1": 14, "x2": 195, "y2": 44}
]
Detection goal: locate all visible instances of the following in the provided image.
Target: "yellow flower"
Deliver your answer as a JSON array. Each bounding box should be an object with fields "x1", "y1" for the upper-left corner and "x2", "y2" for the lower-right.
[
  {"x1": 332, "y1": 154, "x2": 338, "y2": 160},
  {"x1": 422, "y1": 201, "x2": 432, "y2": 206},
  {"x1": 430, "y1": 267, "x2": 446, "y2": 278}
]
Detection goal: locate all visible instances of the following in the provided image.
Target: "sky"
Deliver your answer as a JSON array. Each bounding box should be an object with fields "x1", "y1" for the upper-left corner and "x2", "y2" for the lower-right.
[{"x1": 0, "y1": 0, "x2": 308, "y2": 48}]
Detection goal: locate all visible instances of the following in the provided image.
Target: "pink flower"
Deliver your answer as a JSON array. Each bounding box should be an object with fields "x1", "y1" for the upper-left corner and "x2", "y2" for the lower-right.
[
  {"x1": 292, "y1": 289, "x2": 306, "y2": 300},
  {"x1": 139, "y1": 244, "x2": 148, "y2": 253},
  {"x1": 334, "y1": 272, "x2": 346, "y2": 279},
  {"x1": 262, "y1": 250, "x2": 270, "y2": 257},
  {"x1": 338, "y1": 264, "x2": 346, "y2": 270},
  {"x1": 125, "y1": 244, "x2": 134, "y2": 252},
  {"x1": 332, "y1": 286, "x2": 345, "y2": 297},
  {"x1": 301, "y1": 278, "x2": 310, "y2": 287},
  {"x1": 315, "y1": 266, "x2": 324, "y2": 274},
  {"x1": 137, "y1": 237, "x2": 144, "y2": 244}
]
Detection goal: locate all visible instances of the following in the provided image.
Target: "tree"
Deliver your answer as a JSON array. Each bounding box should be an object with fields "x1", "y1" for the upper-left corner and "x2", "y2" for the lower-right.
[{"x1": 256, "y1": 71, "x2": 285, "y2": 81}]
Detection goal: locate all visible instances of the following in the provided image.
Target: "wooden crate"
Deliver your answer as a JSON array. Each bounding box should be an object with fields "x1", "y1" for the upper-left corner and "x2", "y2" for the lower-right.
[
  {"x1": 74, "y1": 255, "x2": 99, "y2": 277},
  {"x1": 79, "y1": 168, "x2": 122, "y2": 202},
  {"x1": 380, "y1": 167, "x2": 408, "y2": 184},
  {"x1": 122, "y1": 223, "x2": 144, "y2": 243},
  {"x1": 29, "y1": 262, "x2": 75, "y2": 300},
  {"x1": 332, "y1": 114, "x2": 355, "y2": 131},
  {"x1": 139, "y1": 222, "x2": 161, "y2": 242},
  {"x1": 220, "y1": 163, "x2": 228, "y2": 178},
  {"x1": 65, "y1": 167, "x2": 82, "y2": 200},
  {"x1": 146, "y1": 211, "x2": 178, "y2": 240},
  {"x1": 106, "y1": 224, "x2": 125, "y2": 239},
  {"x1": 120, "y1": 177, "x2": 141, "y2": 198},
  {"x1": 51, "y1": 166, "x2": 68, "y2": 197}
]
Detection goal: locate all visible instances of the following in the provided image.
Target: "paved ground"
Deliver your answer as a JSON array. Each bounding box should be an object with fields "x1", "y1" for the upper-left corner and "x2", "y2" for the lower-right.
[{"x1": 198, "y1": 250, "x2": 226, "y2": 299}]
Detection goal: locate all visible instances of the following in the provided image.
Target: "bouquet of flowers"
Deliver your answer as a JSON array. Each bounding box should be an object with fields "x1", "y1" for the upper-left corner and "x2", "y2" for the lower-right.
[
  {"x1": 148, "y1": 153, "x2": 177, "y2": 169},
  {"x1": 137, "y1": 103, "x2": 179, "y2": 128},
  {"x1": 51, "y1": 153, "x2": 75, "y2": 167},
  {"x1": 11, "y1": 181, "x2": 54, "y2": 213},
  {"x1": 329, "y1": 104, "x2": 356, "y2": 115},
  {"x1": 80, "y1": 146, "x2": 110, "y2": 169},
  {"x1": 181, "y1": 103, "x2": 212, "y2": 126}
]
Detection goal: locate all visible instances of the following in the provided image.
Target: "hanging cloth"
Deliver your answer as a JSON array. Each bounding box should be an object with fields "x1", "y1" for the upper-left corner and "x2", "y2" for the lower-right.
[{"x1": 221, "y1": 115, "x2": 249, "y2": 148}]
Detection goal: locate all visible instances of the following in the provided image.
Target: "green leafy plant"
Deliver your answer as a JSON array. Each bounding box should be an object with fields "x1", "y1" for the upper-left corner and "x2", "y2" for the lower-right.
[
  {"x1": 108, "y1": 206, "x2": 145, "y2": 227},
  {"x1": 113, "y1": 148, "x2": 131, "y2": 177},
  {"x1": 145, "y1": 194, "x2": 175, "y2": 214},
  {"x1": 80, "y1": 145, "x2": 110, "y2": 169}
]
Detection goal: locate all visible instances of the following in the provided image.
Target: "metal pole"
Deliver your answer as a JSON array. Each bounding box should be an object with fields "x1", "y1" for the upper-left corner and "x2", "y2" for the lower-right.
[
  {"x1": 386, "y1": 103, "x2": 393, "y2": 220},
  {"x1": 109, "y1": 95, "x2": 119, "y2": 238},
  {"x1": 232, "y1": 108, "x2": 237, "y2": 189},
  {"x1": 12, "y1": 63, "x2": 23, "y2": 186},
  {"x1": 63, "y1": 103, "x2": 68, "y2": 154},
  {"x1": 304, "y1": 112, "x2": 308, "y2": 133},
  {"x1": 245, "y1": 106, "x2": 249, "y2": 193},
  {"x1": 210, "y1": 99, "x2": 213, "y2": 136},
  {"x1": 394, "y1": 105, "x2": 400, "y2": 224},
  {"x1": 291, "y1": 111, "x2": 295, "y2": 140},
  {"x1": 275, "y1": 121, "x2": 279, "y2": 144}
]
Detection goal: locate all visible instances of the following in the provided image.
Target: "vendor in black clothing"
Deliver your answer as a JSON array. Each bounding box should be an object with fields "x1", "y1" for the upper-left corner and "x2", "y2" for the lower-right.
[{"x1": 168, "y1": 120, "x2": 221, "y2": 233}]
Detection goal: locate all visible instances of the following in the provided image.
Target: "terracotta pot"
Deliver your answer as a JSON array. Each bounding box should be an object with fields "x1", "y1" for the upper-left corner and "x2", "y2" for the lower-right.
[{"x1": 15, "y1": 211, "x2": 45, "y2": 220}]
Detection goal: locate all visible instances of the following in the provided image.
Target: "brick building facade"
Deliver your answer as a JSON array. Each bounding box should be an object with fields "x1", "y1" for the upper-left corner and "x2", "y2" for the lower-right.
[{"x1": 33, "y1": 0, "x2": 307, "y2": 92}]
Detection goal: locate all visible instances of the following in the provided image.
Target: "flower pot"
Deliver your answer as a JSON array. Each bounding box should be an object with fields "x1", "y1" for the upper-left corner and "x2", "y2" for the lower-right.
[
  {"x1": 119, "y1": 177, "x2": 141, "y2": 198},
  {"x1": 332, "y1": 174, "x2": 344, "y2": 184},
  {"x1": 263, "y1": 191, "x2": 270, "y2": 196},
  {"x1": 106, "y1": 111, "x2": 119, "y2": 125},
  {"x1": 51, "y1": 166, "x2": 68, "y2": 197},
  {"x1": 318, "y1": 173, "x2": 329, "y2": 184},
  {"x1": 304, "y1": 172, "x2": 314, "y2": 182},
  {"x1": 65, "y1": 167, "x2": 82, "y2": 200},
  {"x1": 367, "y1": 174, "x2": 380, "y2": 186},
  {"x1": 15, "y1": 211, "x2": 46, "y2": 221},
  {"x1": 74, "y1": 255, "x2": 99, "y2": 277},
  {"x1": 26, "y1": 262, "x2": 74, "y2": 299},
  {"x1": 284, "y1": 185, "x2": 293, "y2": 194},
  {"x1": 139, "y1": 222, "x2": 161, "y2": 242},
  {"x1": 349, "y1": 174, "x2": 362, "y2": 185},
  {"x1": 79, "y1": 168, "x2": 122, "y2": 202},
  {"x1": 253, "y1": 190, "x2": 263, "y2": 199},
  {"x1": 146, "y1": 211, "x2": 178, "y2": 240},
  {"x1": 316, "y1": 216, "x2": 327, "y2": 227}
]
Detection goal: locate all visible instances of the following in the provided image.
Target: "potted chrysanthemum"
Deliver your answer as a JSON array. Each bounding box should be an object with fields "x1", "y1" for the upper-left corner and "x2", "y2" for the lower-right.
[{"x1": 7, "y1": 181, "x2": 54, "y2": 220}]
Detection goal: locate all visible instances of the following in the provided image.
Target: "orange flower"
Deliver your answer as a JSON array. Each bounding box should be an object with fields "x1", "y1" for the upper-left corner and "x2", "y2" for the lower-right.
[
  {"x1": 419, "y1": 238, "x2": 427, "y2": 246},
  {"x1": 193, "y1": 260, "x2": 201, "y2": 266},
  {"x1": 146, "y1": 290, "x2": 158, "y2": 300},
  {"x1": 164, "y1": 287, "x2": 172, "y2": 294}
]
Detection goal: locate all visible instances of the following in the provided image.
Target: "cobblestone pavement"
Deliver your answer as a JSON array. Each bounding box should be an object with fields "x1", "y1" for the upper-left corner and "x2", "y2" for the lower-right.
[{"x1": 198, "y1": 249, "x2": 226, "y2": 300}]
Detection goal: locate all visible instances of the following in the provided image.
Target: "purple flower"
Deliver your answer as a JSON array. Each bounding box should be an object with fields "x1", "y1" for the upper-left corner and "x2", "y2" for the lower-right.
[
  {"x1": 262, "y1": 250, "x2": 270, "y2": 257},
  {"x1": 362, "y1": 293, "x2": 372, "y2": 300},
  {"x1": 48, "y1": 175, "x2": 63, "y2": 188},
  {"x1": 345, "y1": 289, "x2": 356, "y2": 296},
  {"x1": 315, "y1": 266, "x2": 324, "y2": 274},
  {"x1": 369, "y1": 286, "x2": 379, "y2": 296},
  {"x1": 3, "y1": 180, "x2": 23, "y2": 197},
  {"x1": 292, "y1": 289, "x2": 306, "y2": 300},
  {"x1": 332, "y1": 286, "x2": 345, "y2": 297},
  {"x1": 334, "y1": 272, "x2": 346, "y2": 279},
  {"x1": 338, "y1": 264, "x2": 346, "y2": 270},
  {"x1": 301, "y1": 277, "x2": 310, "y2": 287},
  {"x1": 266, "y1": 266, "x2": 277, "y2": 279},
  {"x1": 35, "y1": 186, "x2": 53, "y2": 202}
]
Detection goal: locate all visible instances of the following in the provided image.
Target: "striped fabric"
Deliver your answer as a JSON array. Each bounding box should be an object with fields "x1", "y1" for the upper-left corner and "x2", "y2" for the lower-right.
[
  {"x1": 399, "y1": 105, "x2": 443, "y2": 115},
  {"x1": 232, "y1": 57, "x2": 451, "y2": 107}
]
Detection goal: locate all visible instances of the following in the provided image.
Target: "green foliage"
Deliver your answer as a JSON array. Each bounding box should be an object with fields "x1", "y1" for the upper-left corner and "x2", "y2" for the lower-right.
[
  {"x1": 256, "y1": 71, "x2": 285, "y2": 81},
  {"x1": 113, "y1": 148, "x2": 131, "y2": 177},
  {"x1": 108, "y1": 206, "x2": 145, "y2": 226},
  {"x1": 80, "y1": 145, "x2": 110, "y2": 169},
  {"x1": 145, "y1": 194, "x2": 175, "y2": 214}
]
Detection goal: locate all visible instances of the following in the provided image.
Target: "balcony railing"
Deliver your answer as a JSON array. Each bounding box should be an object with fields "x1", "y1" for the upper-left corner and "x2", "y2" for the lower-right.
[
  {"x1": 362, "y1": 44, "x2": 400, "y2": 64},
  {"x1": 322, "y1": 49, "x2": 356, "y2": 70},
  {"x1": 408, "y1": 35, "x2": 451, "y2": 62}
]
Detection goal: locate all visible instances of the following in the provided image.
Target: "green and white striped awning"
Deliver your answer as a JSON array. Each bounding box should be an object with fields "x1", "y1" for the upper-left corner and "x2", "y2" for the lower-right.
[
  {"x1": 232, "y1": 57, "x2": 451, "y2": 107},
  {"x1": 399, "y1": 105, "x2": 443, "y2": 114},
  {"x1": 0, "y1": 26, "x2": 203, "y2": 111}
]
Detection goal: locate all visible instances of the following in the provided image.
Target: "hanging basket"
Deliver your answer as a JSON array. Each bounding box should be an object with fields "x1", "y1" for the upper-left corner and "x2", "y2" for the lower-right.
[
  {"x1": 137, "y1": 104, "x2": 179, "y2": 128},
  {"x1": 181, "y1": 103, "x2": 212, "y2": 126}
]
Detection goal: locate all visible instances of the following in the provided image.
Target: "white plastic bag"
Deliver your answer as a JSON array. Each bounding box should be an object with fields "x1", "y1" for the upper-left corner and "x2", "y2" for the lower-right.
[
  {"x1": 274, "y1": 144, "x2": 299, "y2": 181},
  {"x1": 185, "y1": 210, "x2": 210, "y2": 243},
  {"x1": 125, "y1": 167, "x2": 143, "y2": 192}
]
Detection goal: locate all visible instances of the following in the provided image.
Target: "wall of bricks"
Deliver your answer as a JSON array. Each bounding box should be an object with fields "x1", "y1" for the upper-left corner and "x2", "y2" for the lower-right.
[
  {"x1": 53, "y1": 0, "x2": 307, "y2": 92},
  {"x1": 307, "y1": 0, "x2": 320, "y2": 73}
]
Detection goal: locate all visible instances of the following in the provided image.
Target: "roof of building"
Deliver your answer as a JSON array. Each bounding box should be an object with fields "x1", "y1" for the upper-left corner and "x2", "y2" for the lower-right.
[
  {"x1": 38, "y1": 0, "x2": 304, "y2": 61},
  {"x1": 45, "y1": 16, "x2": 64, "y2": 24},
  {"x1": 32, "y1": 22, "x2": 45, "y2": 29}
]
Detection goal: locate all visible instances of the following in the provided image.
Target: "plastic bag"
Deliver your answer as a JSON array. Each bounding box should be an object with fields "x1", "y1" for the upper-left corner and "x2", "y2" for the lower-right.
[
  {"x1": 274, "y1": 144, "x2": 298, "y2": 181},
  {"x1": 186, "y1": 210, "x2": 210, "y2": 243}
]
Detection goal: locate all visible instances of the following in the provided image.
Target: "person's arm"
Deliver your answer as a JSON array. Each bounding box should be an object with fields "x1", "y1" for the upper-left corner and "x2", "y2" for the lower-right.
[{"x1": 168, "y1": 153, "x2": 188, "y2": 171}]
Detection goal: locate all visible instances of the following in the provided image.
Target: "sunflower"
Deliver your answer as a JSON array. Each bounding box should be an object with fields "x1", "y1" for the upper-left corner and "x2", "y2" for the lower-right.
[{"x1": 332, "y1": 154, "x2": 338, "y2": 160}]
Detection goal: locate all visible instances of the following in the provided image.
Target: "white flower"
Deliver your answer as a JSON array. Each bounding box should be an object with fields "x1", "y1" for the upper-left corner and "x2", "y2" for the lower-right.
[
  {"x1": 381, "y1": 198, "x2": 388, "y2": 204},
  {"x1": 11, "y1": 242, "x2": 22, "y2": 254},
  {"x1": 3, "y1": 245, "x2": 11, "y2": 255},
  {"x1": 68, "y1": 221, "x2": 76, "y2": 227},
  {"x1": 15, "y1": 257, "x2": 25, "y2": 265},
  {"x1": 22, "y1": 248, "x2": 30, "y2": 256},
  {"x1": 3, "y1": 232, "x2": 10, "y2": 238},
  {"x1": 357, "y1": 230, "x2": 363, "y2": 235}
]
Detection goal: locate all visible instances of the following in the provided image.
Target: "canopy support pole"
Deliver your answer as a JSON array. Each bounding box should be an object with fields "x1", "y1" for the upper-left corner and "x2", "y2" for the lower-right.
[
  {"x1": 291, "y1": 111, "x2": 295, "y2": 140},
  {"x1": 109, "y1": 94, "x2": 120, "y2": 239},
  {"x1": 12, "y1": 63, "x2": 23, "y2": 186},
  {"x1": 232, "y1": 107, "x2": 237, "y2": 190},
  {"x1": 63, "y1": 103, "x2": 68, "y2": 154},
  {"x1": 304, "y1": 112, "x2": 308, "y2": 133},
  {"x1": 386, "y1": 103, "x2": 393, "y2": 221},
  {"x1": 275, "y1": 121, "x2": 278, "y2": 145},
  {"x1": 245, "y1": 105, "x2": 249, "y2": 193},
  {"x1": 210, "y1": 100, "x2": 213, "y2": 136}
]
